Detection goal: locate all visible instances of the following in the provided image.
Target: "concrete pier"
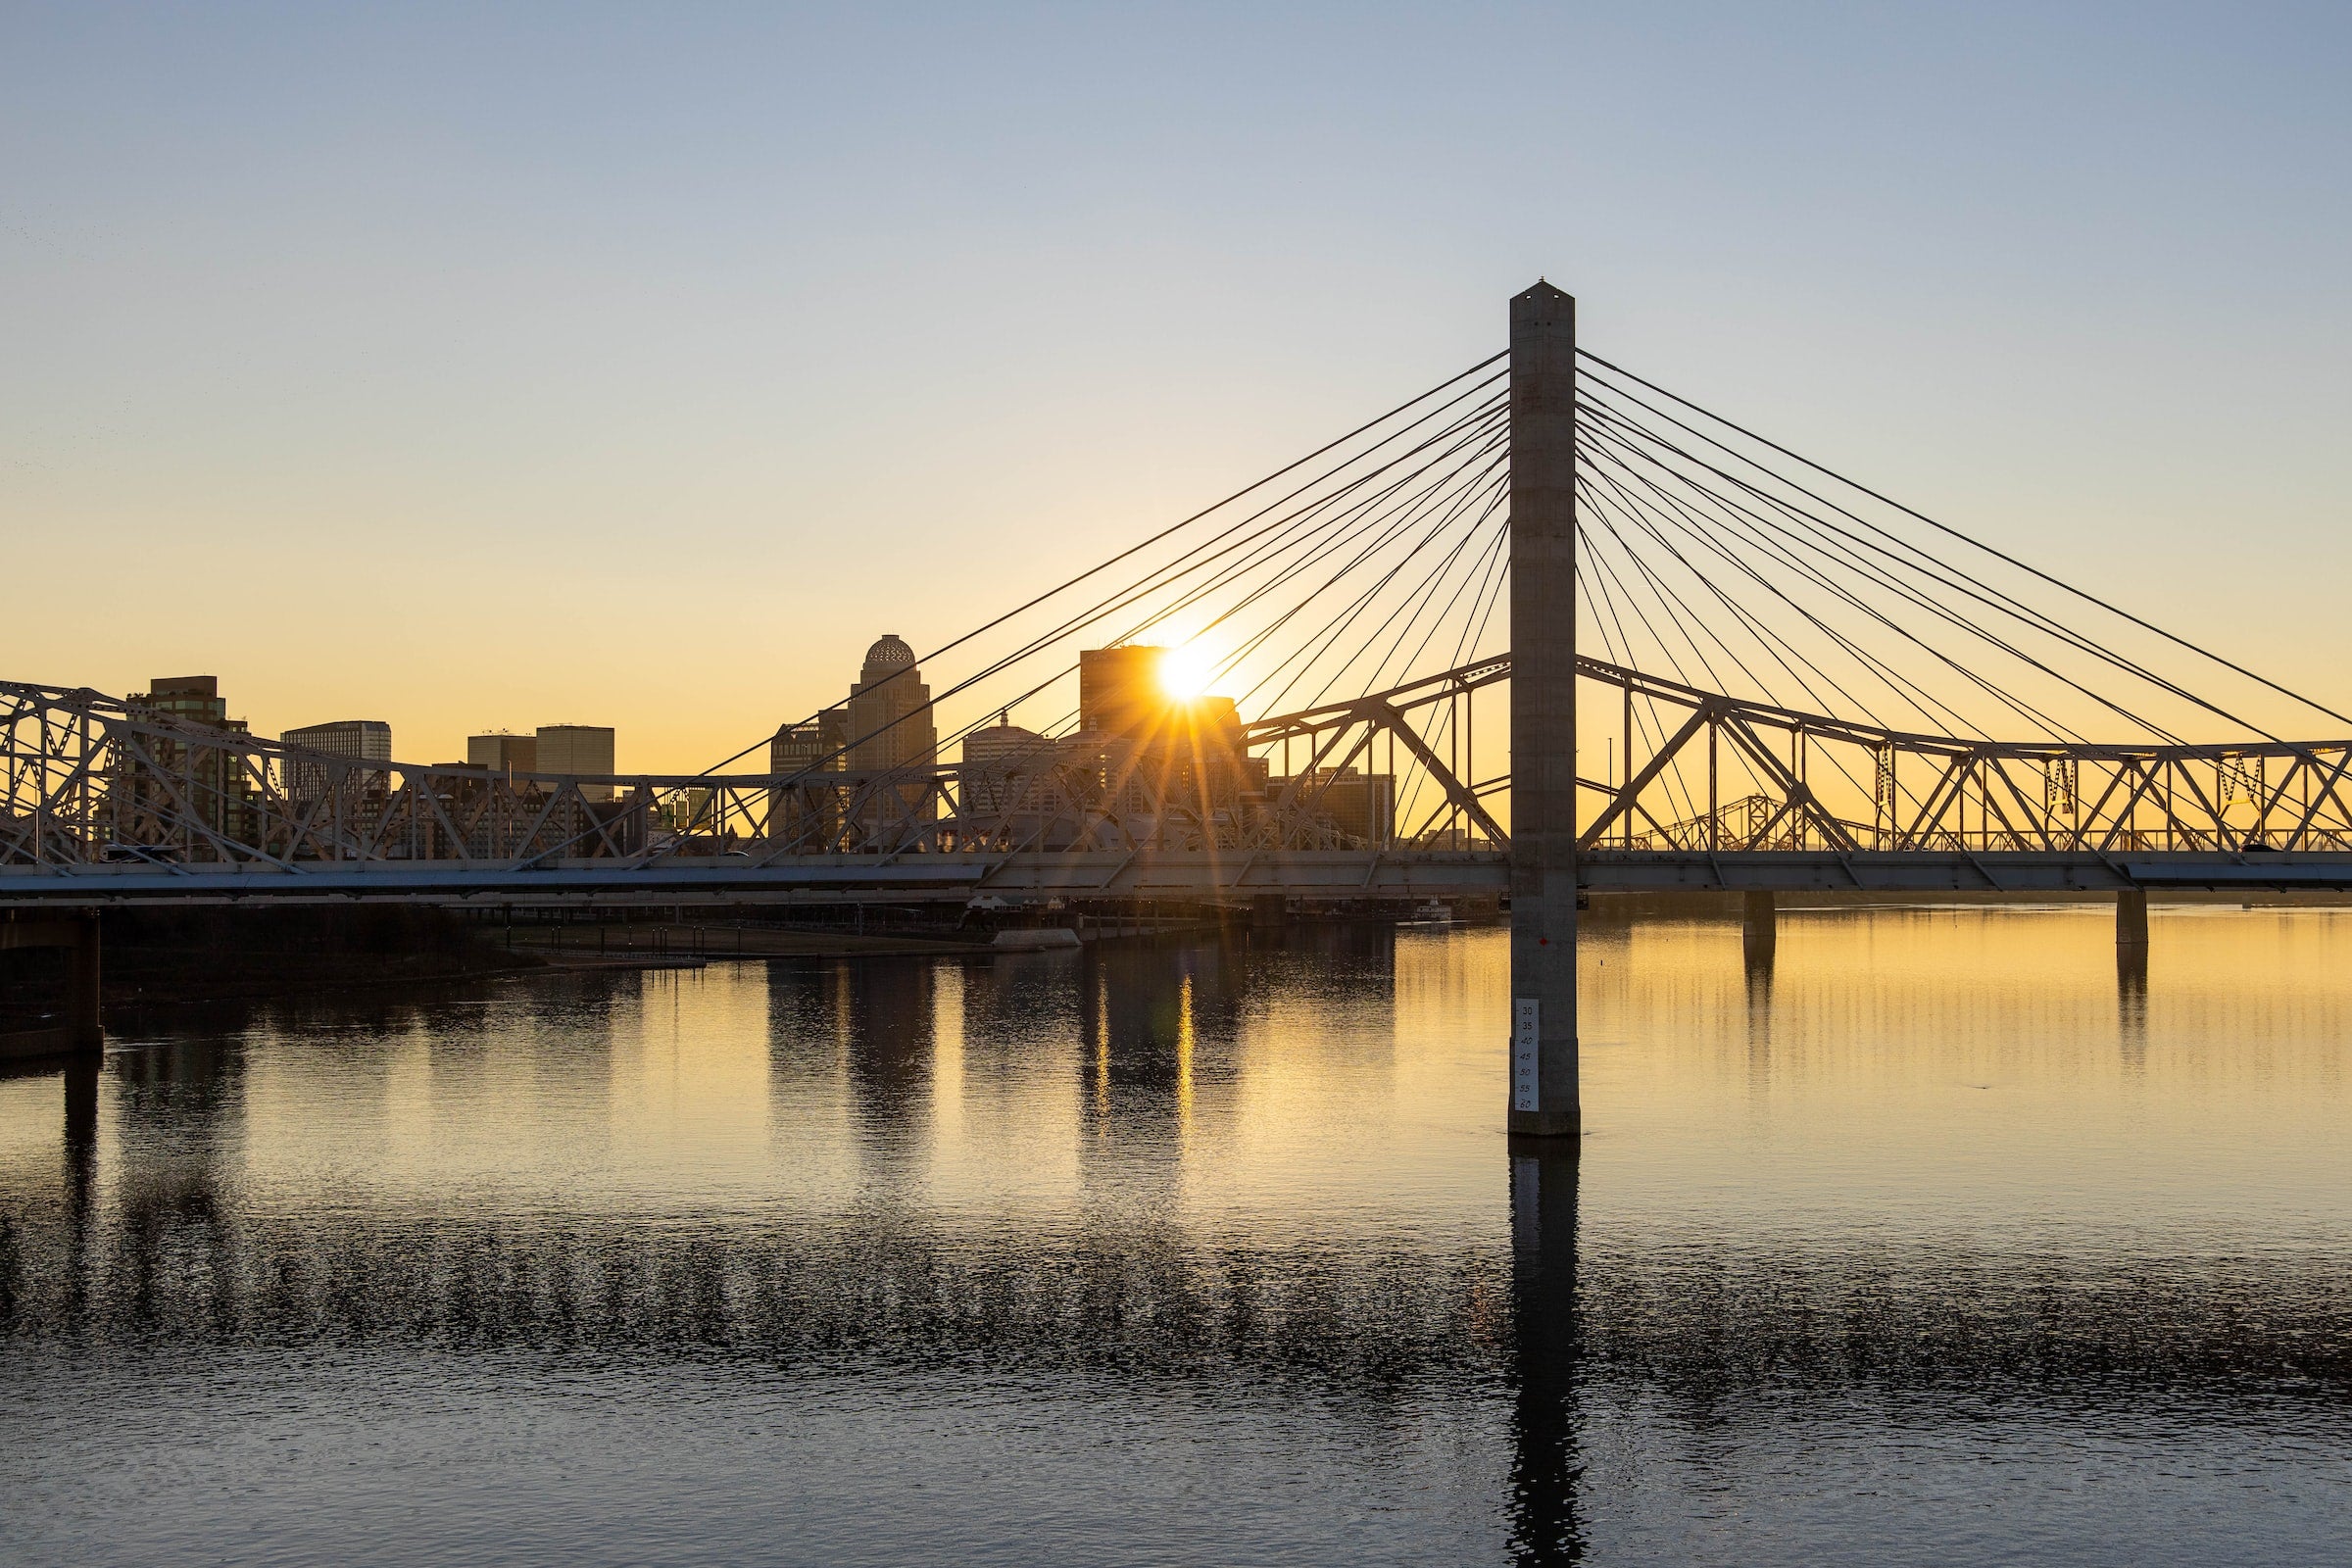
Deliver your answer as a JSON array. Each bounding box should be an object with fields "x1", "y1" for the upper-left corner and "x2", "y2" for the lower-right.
[
  {"x1": 1740, "y1": 890, "x2": 1778, "y2": 960},
  {"x1": 2116, "y1": 890, "x2": 2150, "y2": 949},
  {"x1": 1507, "y1": 280, "x2": 1581, "y2": 1140},
  {"x1": 68, "y1": 916, "x2": 102, "y2": 1052},
  {"x1": 0, "y1": 915, "x2": 103, "y2": 1060}
]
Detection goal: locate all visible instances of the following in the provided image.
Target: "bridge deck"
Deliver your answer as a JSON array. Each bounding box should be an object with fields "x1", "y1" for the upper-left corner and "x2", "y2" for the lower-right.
[{"x1": 4, "y1": 850, "x2": 2349, "y2": 907}]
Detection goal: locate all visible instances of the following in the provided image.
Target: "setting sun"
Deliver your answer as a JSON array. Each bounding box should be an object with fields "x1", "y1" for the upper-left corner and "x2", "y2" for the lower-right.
[{"x1": 1158, "y1": 643, "x2": 1215, "y2": 700}]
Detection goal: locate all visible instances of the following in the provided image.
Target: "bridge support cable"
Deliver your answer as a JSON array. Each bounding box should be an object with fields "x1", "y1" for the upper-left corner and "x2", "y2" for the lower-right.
[
  {"x1": 1576, "y1": 360, "x2": 2321, "y2": 745},
  {"x1": 1579, "y1": 431, "x2": 2013, "y2": 739},
  {"x1": 1576, "y1": 426, "x2": 2206, "y2": 844},
  {"x1": 1220, "y1": 455, "x2": 1507, "y2": 709},
  {"x1": 733, "y1": 375, "x2": 1505, "y2": 789},
  {"x1": 768, "y1": 394, "x2": 1511, "y2": 804},
  {"x1": 1581, "y1": 464, "x2": 1869, "y2": 725},
  {"x1": 731, "y1": 415, "x2": 1512, "y2": 858},
  {"x1": 1387, "y1": 514, "x2": 1514, "y2": 842},
  {"x1": 717, "y1": 343, "x2": 1524, "y2": 864},
  {"x1": 1575, "y1": 523, "x2": 1709, "y2": 832},
  {"x1": 804, "y1": 433, "x2": 1513, "y2": 859},
  {"x1": 693, "y1": 355, "x2": 1507, "y2": 778},
  {"x1": 1578, "y1": 349, "x2": 2352, "y2": 733},
  {"x1": 1577, "y1": 395, "x2": 2191, "y2": 744},
  {"x1": 1251, "y1": 475, "x2": 1509, "y2": 715},
  {"x1": 1576, "y1": 445, "x2": 2057, "y2": 836},
  {"x1": 1562, "y1": 343, "x2": 2352, "y2": 858},
  {"x1": 1581, "y1": 398, "x2": 2128, "y2": 742}
]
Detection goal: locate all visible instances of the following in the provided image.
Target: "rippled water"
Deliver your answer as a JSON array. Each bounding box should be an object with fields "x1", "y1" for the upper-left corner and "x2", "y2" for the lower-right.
[{"x1": 2, "y1": 906, "x2": 2347, "y2": 1565}]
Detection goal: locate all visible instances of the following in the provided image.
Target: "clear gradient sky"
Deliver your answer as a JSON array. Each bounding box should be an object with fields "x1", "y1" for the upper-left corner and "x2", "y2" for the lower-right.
[{"x1": 6, "y1": 2, "x2": 2348, "y2": 768}]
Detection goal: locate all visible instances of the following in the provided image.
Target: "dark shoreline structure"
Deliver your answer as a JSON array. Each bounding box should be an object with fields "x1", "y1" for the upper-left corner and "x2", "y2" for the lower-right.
[
  {"x1": 7, "y1": 891, "x2": 2342, "y2": 1040},
  {"x1": 0, "y1": 906, "x2": 538, "y2": 1033},
  {"x1": 0, "y1": 902, "x2": 1249, "y2": 1033}
]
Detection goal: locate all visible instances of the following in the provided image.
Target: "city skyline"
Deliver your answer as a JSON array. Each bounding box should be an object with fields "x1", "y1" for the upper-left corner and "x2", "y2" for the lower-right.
[
  {"x1": 7, "y1": 4, "x2": 2350, "y2": 769},
  {"x1": 95, "y1": 629, "x2": 1252, "y2": 783}
]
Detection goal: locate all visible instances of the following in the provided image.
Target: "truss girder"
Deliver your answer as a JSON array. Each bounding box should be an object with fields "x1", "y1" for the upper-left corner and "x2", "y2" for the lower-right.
[{"x1": 11, "y1": 657, "x2": 2352, "y2": 893}]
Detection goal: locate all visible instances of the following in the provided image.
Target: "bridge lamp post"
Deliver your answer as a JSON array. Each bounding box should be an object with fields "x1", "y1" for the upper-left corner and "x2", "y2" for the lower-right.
[{"x1": 1508, "y1": 281, "x2": 1581, "y2": 1139}]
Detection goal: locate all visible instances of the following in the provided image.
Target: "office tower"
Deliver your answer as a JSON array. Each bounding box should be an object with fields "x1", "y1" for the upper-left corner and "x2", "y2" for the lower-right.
[
  {"x1": 281, "y1": 718, "x2": 392, "y2": 800},
  {"x1": 845, "y1": 635, "x2": 936, "y2": 772},
  {"x1": 536, "y1": 725, "x2": 616, "y2": 800},
  {"x1": 770, "y1": 706, "x2": 850, "y2": 775},
  {"x1": 831, "y1": 635, "x2": 938, "y2": 840},
  {"x1": 135, "y1": 674, "x2": 240, "y2": 730},
  {"x1": 1068, "y1": 645, "x2": 1268, "y2": 840},
  {"x1": 961, "y1": 720, "x2": 1050, "y2": 817},
  {"x1": 1077, "y1": 645, "x2": 1167, "y2": 738},
  {"x1": 467, "y1": 732, "x2": 538, "y2": 774},
  {"x1": 119, "y1": 675, "x2": 259, "y2": 846},
  {"x1": 767, "y1": 706, "x2": 850, "y2": 849},
  {"x1": 1281, "y1": 766, "x2": 1396, "y2": 846}
]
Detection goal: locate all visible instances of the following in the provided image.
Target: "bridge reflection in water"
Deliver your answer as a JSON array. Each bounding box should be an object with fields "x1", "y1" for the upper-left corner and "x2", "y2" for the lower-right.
[{"x1": 1, "y1": 912, "x2": 2347, "y2": 1564}]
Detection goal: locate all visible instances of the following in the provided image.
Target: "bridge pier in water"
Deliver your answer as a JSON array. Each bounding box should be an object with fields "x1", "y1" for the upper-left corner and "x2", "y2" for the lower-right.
[
  {"x1": 2117, "y1": 890, "x2": 2150, "y2": 949},
  {"x1": 1741, "y1": 891, "x2": 1778, "y2": 962},
  {"x1": 0, "y1": 914, "x2": 102, "y2": 1061},
  {"x1": 1507, "y1": 280, "x2": 1581, "y2": 1140}
]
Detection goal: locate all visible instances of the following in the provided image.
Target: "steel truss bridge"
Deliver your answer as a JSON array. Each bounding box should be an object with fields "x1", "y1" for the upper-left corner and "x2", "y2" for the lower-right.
[
  {"x1": 8, "y1": 653, "x2": 2351, "y2": 907},
  {"x1": 9, "y1": 282, "x2": 2352, "y2": 911}
]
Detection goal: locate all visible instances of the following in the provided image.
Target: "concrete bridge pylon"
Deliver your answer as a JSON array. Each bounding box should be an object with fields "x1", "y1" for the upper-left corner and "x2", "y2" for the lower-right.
[{"x1": 1508, "y1": 280, "x2": 1581, "y2": 1140}]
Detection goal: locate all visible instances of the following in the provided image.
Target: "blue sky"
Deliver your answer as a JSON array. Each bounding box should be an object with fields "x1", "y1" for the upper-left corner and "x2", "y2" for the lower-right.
[{"x1": 5, "y1": 2, "x2": 2347, "y2": 763}]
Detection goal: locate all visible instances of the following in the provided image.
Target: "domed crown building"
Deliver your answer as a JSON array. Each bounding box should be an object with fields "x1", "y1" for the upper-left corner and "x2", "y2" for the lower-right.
[{"x1": 845, "y1": 634, "x2": 936, "y2": 773}]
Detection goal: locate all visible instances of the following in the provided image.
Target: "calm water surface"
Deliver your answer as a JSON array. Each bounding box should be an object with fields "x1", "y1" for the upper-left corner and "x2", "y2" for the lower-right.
[{"x1": 2, "y1": 906, "x2": 2347, "y2": 1565}]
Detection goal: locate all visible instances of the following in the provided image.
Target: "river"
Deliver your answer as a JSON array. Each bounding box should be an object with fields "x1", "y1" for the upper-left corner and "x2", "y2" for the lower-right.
[{"x1": 2, "y1": 905, "x2": 2346, "y2": 1565}]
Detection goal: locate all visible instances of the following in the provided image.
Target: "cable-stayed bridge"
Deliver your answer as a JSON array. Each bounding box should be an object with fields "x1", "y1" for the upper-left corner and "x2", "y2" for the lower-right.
[{"x1": 8, "y1": 283, "x2": 2349, "y2": 1123}]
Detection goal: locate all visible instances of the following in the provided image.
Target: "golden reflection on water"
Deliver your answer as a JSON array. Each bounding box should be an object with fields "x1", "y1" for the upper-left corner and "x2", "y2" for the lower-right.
[
  {"x1": 1580, "y1": 905, "x2": 2352, "y2": 1251},
  {"x1": 4, "y1": 908, "x2": 2346, "y2": 1568},
  {"x1": 1, "y1": 905, "x2": 2344, "y2": 1258}
]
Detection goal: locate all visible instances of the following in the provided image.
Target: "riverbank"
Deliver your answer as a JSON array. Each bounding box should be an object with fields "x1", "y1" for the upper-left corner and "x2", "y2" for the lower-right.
[
  {"x1": 507, "y1": 920, "x2": 995, "y2": 964},
  {"x1": 0, "y1": 906, "x2": 543, "y2": 1032},
  {"x1": 2, "y1": 905, "x2": 1375, "y2": 1032}
]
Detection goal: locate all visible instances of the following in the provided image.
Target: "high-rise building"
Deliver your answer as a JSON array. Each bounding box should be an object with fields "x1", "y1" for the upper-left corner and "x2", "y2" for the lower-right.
[
  {"x1": 136, "y1": 674, "x2": 238, "y2": 729},
  {"x1": 1279, "y1": 766, "x2": 1396, "y2": 846},
  {"x1": 467, "y1": 732, "x2": 538, "y2": 775},
  {"x1": 833, "y1": 635, "x2": 937, "y2": 841},
  {"x1": 536, "y1": 724, "x2": 616, "y2": 801},
  {"x1": 845, "y1": 635, "x2": 936, "y2": 772},
  {"x1": 282, "y1": 718, "x2": 391, "y2": 800},
  {"x1": 1075, "y1": 646, "x2": 1261, "y2": 827},
  {"x1": 1078, "y1": 645, "x2": 1168, "y2": 738},
  {"x1": 118, "y1": 675, "x2": 260, "y2": 848},
  {"x1": 659, "y1": 786, "x2": 718, "y2": 835},
  {"x1": 766, "y1": 706, "x2": 850, "y2": 849},
  {"x1": 960, "y1": 720, "x2": 1051, "y2": 818},
  {"x1": 961, "y1": 721, "x2": 1051, "y2": 771},
  {"x1": 770, "y1": 706, "x2": 850, "y2": 775}
]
